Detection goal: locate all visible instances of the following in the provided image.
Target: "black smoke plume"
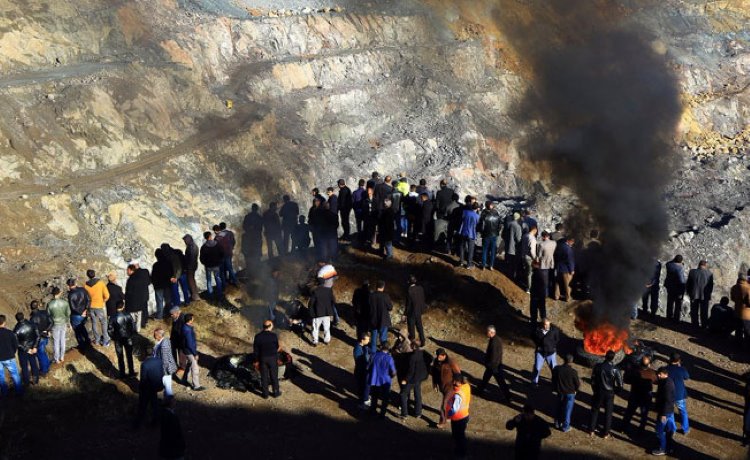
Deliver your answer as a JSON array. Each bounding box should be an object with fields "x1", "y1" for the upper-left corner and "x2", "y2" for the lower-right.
[{"x1": 493, "y1": 0, "x2": 682, "y2": 327}]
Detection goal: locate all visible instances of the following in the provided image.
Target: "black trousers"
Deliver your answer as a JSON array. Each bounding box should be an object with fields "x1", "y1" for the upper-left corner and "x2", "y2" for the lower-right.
[
  {"x1": 666, "y1": 291, "x2": 684, "y2": 322},
  {"x1": 480, "y1": 364, "x2": 510, "y2": 399},
  {"x1": 407, "y1": 315, "x2": 425, "y2": 346},
  {"x1": 399, "y1": 382, "x2": 422, "y2": 416},
  {"x1": 115, "y1": 339, "x2": 135, "y2": 376},
  {"x1": 622, "y1": 395, "x2": 650, "y2": 429},
  {"x1": 690, "y1": 299, "x2": 710, "y2": 328},
  {"x1": 340, "y1": 208, "x2": 351, "y2": 238},
  {"x1": 451, "y1": 416, "x2": 469, "y2": 457},
  {"x1": 369, "y1": 383, "x2": 391, "y2": 416},
  {"x1": 260, "y1": 357, "x2": 279, "y2": 397},
  {"x1": 590, "y1": 390, "x2": 615, "y2": 435}
]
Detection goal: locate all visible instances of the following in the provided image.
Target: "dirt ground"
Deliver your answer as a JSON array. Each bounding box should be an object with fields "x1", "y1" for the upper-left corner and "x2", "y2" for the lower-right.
[{"x1": 0, "y1": 243, "x2": 748, "y2": 460}]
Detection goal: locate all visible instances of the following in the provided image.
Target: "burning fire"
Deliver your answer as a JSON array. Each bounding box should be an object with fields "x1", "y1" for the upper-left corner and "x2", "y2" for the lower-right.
[{"x1": 574, "y1": 301, "x2": 631, "y2": 356}]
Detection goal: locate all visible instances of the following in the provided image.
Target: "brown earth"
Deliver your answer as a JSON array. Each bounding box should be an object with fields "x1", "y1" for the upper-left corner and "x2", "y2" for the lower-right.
[{"x1": 0, "y1": 244, "x2": 748, "y2": 459}]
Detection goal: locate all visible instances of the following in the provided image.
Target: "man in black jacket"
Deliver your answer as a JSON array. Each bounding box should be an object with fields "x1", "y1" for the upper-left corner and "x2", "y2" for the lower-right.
[
  {"x1": 108, "y1": 300, "x2": 136, "y2": 378},
  {"x1": 29, "y1": 300, "x2": 51, "y2": 376},
  {"x1": 135, "y1": 356, "x2": 165, "y2": 427},
  {"x1": 254, "y1": 320, "x2": 281, "y2": 399},
  {"x1": 242, "y1": 203, "x2": 264, "y2": 268},
  {"x1": 125, "y1": 263, "x2": 151, "y2": 331},
  {"x1": 589, "y1": 350, "x2": 623, "y2": 438},
  {"x1": 551, "y1": 354, "x2": 580, "y2": 432},
  {"x1": 621, "y1": 354, "x2": 657, "y2": 432},
  {"x1": 352, "y1": 280, "x2": 371, "y2": 338},
  {"x1": 13, "y1": 312, "x2": 40, "y2": 385},
  {"x1": 405, "y1": 275, "x2": 426, "y2": 346},
  {"x1": 369, "y1": 280, "x2": 393, "y2": 353},
  {"x1": 105, "y1": 271, "x2": 125, "y2": 317},
  {"x1": 0, "y1": 315, "x2": 22, "y2": 396},
  {"x1": 531, "y1": 318, "x2": 559, "y2": 386},
  {"x1": 479, "y1": 201, "x2": 502, "y2": 270},
  {"x1": 664, "y1": 255, "x2": 686, "y2": 322},
  {"x1": 417, "y1": 193, "x2": 434, "y2": 249},
  {"x1": 479, "y1": 325, "x2": 511, "y2": 401},
  {"x1": 200, "y1": 231, "x2": 224, "y2": 300},
  {"x1": 337, "y1": 179, "x2": 352, "y2": 241},
  {"x1": 182, "y1": 234, "x2": 199, "y2": 301},
  {"x1": 280, "y1": 195, "x2": 300, "y2": 254},
  {"x1": 169, "y1": 307, "x2": 186, "y2": 369},
  {"x1": 653, "y1": 367, "x2": 677, "y2": 456},
  {"x1": 309, "y1": 279, "x2": 335, "y2": 346},
  {"x1": 399, "y1": 340, "x2": 428, "y2": 418},
  {"x1": 67, "y1": 278, "x2": 91, "y2": 349},
  {"x1": 686, "y1": 260, "x2": 714, "y2": 328},
  {"x1": 263, "y1": 202, "x2": 284, "y2": 258},
  {"x1": 506, "y1": 404, "x2": 552, "y2": 460}
]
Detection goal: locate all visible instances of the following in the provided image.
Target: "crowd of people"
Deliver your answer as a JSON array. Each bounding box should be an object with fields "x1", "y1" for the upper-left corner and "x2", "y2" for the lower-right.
[{"x1": 1, "y1": 171, "x2": 750, "y2": 460}]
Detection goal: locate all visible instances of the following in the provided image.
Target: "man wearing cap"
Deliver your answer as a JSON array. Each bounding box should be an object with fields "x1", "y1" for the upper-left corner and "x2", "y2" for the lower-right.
[{"x1": 254, "y1": 320, "x2": 281, "y2": 398}]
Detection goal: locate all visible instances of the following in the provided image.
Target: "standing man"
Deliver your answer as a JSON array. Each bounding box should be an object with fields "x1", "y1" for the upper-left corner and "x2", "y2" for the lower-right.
[
  {"x1": 434, "y1": 180, "x2": 455, "y2": 252},
  {"x1": 325, "y1": 187, "x2": 339, "y2": 214},
  {"x1": 47, "y1": 286, "x2": 70, "y2": 363},
  {"x1": 479, "y1": 201, "x2": 501, "y2": 270},
  {"x1": 377, "y1": 199, "x2": 395, "y2": 259},
  {"x1": 169, "y1": 307, "x2": 186, "y2": 369},
  {"x1": 652, "y1": 366, "x2": 677, "y2": 456},
  {"x1": 337, "y1": 179, "x2": 353, "y2": 241},
  {"x1": 479, "y1": 325, "x2": 511, "y2": 402},
  {"x1": 368, "y1": 280, "x2": 393, "y2": 353},
  {"x1": 589, "y1": 350, "x2": 622, "y2": 439},
  {"x1": 84, "y1": 269, "x2": 110, "y2": 347},
  {"x1": 537, "y1": 231, "x2": 556, "y2": 295},
  {"x1": 666, "y1": 352, "x2": 690, "y2": 435},
  {"x1": 664, "y1": 255, "x2": 687, "y2": 323},
  {"x1": 254, "y1": 320, "x2": 281, "y2": 399},
  {"x1": 431, "y1": 349, "x2": 462, "y2": 426},
  {"x1": 504, "y1": 212, "x2": 523, "y2": 281},
  {"x1": 506, "y1": 404, "x2": 552, "y2": 460},
  {"x1": 29, "y1": 300, "x2": 51, "y2": 375},
  {"x1": 686, "y1": 260, "x2": 714, "y2": 328},
  {"x1": 458, "y1": 202, "x2": 480, "y2": 269},
  {"x1": 309, "y1": 278, "x2": 335, "y2": 346},
  {"x1": 13, "y1": 312, "x2": 40, "y2": 386},
  {"x1": 554, "y1": 237, "x2": 576, "y2": 301},
  {"x1": 368, "y1": 342, "x2": 397, "y2": 419},
  {"x1": 643, "y1": 259, "x2": 662, "y2": 317},
  {"x1": 181, "y1": 313, "x2": 203, "y2": 391},
  {"x1": 105, "y1": 271, "x2": 124, "y2": 318},
  {"x1": 263, "y1": 202, "x2": 284, "y2": 259},
  {"x1": 374, "y1": 175, "x2": 394, "y2": 213},
  {"x1": 153, "y1": 328, "x2": 178, "y2": 399},
  {"x1": 280, "y1": 195, "x2": 300, "y2": 253},
  {"x1": 353, "y1": 332, "x2": 372, "y2": 408},
  {"x1": 125, "y1": 262, "x2": 151, "y2": 332},
  {"x1": 622, "y1": 354, "x2": 657, "y2": 432},
  {"x1": 67, "y1": 278, "x2": 91, "y2": 349},
  {"x1": 200, "y1": 231, "x2": 224, "y2": 300},
  {"x1": 417, "y1": 193, "x2": 434, "y2": 249},
  {"x1": 242, "y1": 203, "x2": 264, "y2": 268},
  {"x1": 405, "y1": 275, "x2": 427, "y2": 346},
  {"x1": 521, "y1": 227, "x2": 539, "y2": 292},
  {"x1": 552, "y1": 354, "x2": 580, "y2": 432},
  {"x1": 107, "y1": 300, "x2": 136, "y2": 378},
  {"x1": 352, "y1": 179, "x2": 367, "y2": 238},
  {"x1": 0, "y1": 315, "x2": 22, "y2": 396},
  {"x1": 446, "y1": 375, "x2": 471, "y2": 460},
  {"x1": 182, "y1": 235, "x2": 199, "y2": 301},
  {"x1": 531, "y1": 318, "x2": 559, "y2": 386},
  {"x1": 352, "y1": 280, "x2": 371, "y2": 339},
  {"x1": 732, "y1": 271, "x2": 750, "y2": 346},
  {"x1": 400, "y1": 339, "x2": 428, "y2": 419}
]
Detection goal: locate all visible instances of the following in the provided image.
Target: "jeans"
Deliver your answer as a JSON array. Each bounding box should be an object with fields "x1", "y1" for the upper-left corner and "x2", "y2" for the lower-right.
[
  {"x1": 89, "y1": 308, "x2": 109, "y2": 345},
  {"x1": 70, "y1": 314, "x2": 90, "y2": 348},
  {"x1": 459, "y1": 236, "x2": 476, "y2": 267},
  {"x1": 312, "y1": 317, "x2": 331, "y2": 344},
  {"x1": 52, "y1": 324, "x2": 67, "y2": 362},
  {"x1": 170, "y1": 281, "x2": 181, "y2": 307},
  {"x1": 480, "y1": 364, "x2": 510, "y2": 399},
  {"x1": 382, "y1": 241, "x2": 393, "y2": 259},
  {"x1": 556, "y1": 393, "x2": 576, "y2": 431},
  {"x1": 532, "y1": 352, "x2": 557, "y2": 384},
  {"x1": 36, "y1": 337, "x2": 50, "y2": 374},
  {"x1": 178, "y1": 273, "x2": 192, "y2": 304},
  {"x1": 451, "y1": 416, "x2": 469, "y2": 457},
  {"x1": 0, "y1": 359, "x2": 23, "y2": 396},
  {"x1": 400, "y1": 382, "x2": 422, "y2": 416},
  {"x1": 656, "y1": 413, "x2": 676, "y2": 452},
  {"x1": 154, "y1": 288, "x2": 168, "y2": 319},
  {"x1": 205, "y1": 266, "x2": 223, "y2": 298},
  {"x1": 115, "y1": 338, "x2": 135, "y2": 376},
  {"x1": 675, "y1": 399, "x2": 689, "y2": 432},
  {"x1": 221, "y1": 256, "x2": 237, "y2": 285},
  {"x1": 370, "y1": 327, "x2": 389, "y2": 353},
  {"x1": 17, "y1": 349, "x2": 39, "y2": 384},
  {"x1": 482, "y1": 236, "x2": 498, "y2": 268},
  {"x1": 590, "y1": 390, "x2": 615, "y2": 435}
]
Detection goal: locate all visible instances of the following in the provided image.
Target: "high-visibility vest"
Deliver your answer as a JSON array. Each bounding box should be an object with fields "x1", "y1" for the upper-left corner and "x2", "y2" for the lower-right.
[{"x1": 446, "y1": 383, "x2": 471, "y2": 421}]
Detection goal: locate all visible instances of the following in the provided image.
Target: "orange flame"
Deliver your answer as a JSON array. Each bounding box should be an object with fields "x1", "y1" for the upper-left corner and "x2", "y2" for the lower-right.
[{"x1": 573, "y1": 301, "x2": 631, "y2": 356}]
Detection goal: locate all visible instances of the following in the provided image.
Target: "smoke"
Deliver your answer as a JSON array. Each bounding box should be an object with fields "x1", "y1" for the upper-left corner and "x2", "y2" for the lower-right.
[{"x1": 492, "y1": 0, "x2": 682, "y2": 327}]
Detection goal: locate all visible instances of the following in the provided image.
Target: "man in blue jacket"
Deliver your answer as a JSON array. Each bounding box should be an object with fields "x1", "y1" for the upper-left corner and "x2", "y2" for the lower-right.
[
  {"x1": 666, "y1": 352, "x2": 690, "y2": 435},
  {"x1": 459, "y1": 202, "x2": 480, "y2": 270},
  {"x1": 181, "y1": 314, "x2": 204, "y2": 391},
  {"x1": 368, "y1": 342, "x2": 396, "y2": 418}
]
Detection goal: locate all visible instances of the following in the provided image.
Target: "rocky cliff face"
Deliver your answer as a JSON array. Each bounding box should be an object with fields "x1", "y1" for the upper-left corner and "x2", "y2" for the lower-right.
[{"x1": 0, "y1": 0, "x2": 747, "y2": 312}]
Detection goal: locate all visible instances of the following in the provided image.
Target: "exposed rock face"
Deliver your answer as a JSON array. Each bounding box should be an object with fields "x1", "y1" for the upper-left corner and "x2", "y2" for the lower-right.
[{"x1": 0, "y1": 0, "x2": 747, "y2": 312}]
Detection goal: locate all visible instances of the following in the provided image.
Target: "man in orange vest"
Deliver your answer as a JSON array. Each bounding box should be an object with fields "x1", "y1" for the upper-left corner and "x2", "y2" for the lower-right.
[{"x1": 446, "y1": 375, "x2": 471, "y2": 459}]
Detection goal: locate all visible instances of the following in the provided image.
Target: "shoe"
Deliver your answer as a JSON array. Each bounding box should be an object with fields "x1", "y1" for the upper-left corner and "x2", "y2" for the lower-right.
[
  {"x1": 562, "y1": 427, "x2": 571, "y2": 433},
  {"x1": 103, "y1": 342, "x2": 111, "y2": 348},
  {"x1": 193, "y1": 386, "x2": 206, "y2": 392},
  {"x1": 119, "y1": 373, "x2": 126, "y2": 379},
  {"x1": 651, "y1": 450, "x2": 666, "y2": 456},
  {"x1": 262, "y1": 394, "x2": 269, "y2": 400},
  {"x1": 128, "y1": 371, "x2": 137, "y2": 377},
  {"x1": 311, "y1": 342, "x2": 318, "y2": 347},
  {"x1": 364, "y1": 398, "x2": 371, "y2": 407},
  {"x1": 323, "y1": 341, "x2": 330, "y2": 345},
  {"x1": 682, "y1": 429, "x2": 690, "y2": 436},
  {"x1": 602, "y1": 434, "x2": 612, "y2": 440},
  {"x1": 399, "y1": 415, "x2": 408, "y2": 421}
]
